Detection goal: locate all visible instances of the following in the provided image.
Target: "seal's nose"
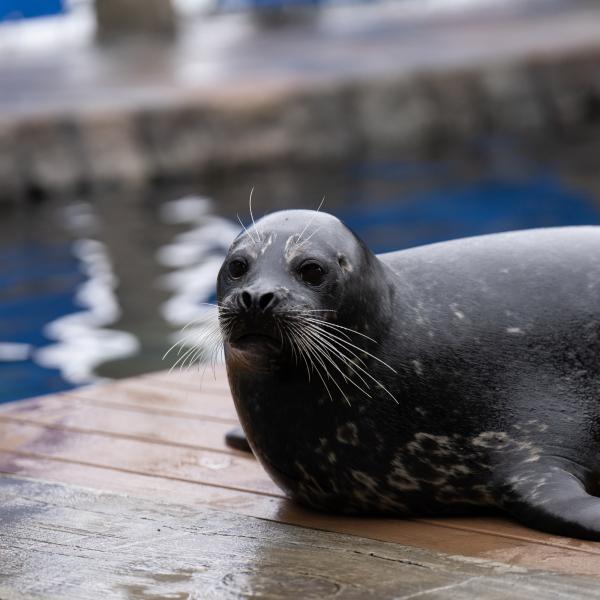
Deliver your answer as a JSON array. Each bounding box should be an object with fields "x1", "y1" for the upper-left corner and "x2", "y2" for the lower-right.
[{"x1": 238, "y1": 289, "x2": 280, "y2": 312}]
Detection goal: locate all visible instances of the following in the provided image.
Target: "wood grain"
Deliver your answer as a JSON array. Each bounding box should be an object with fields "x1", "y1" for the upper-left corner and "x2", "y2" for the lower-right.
[
  {"x1": 2, "y1": 446, "x2": 600, "y2": 577},
  {"x1": 0, "y1": 420, "x2": 279, "y2": 496},
  {"x1": 2, "y1": 475, "x2": 600, "y2": 600},
  {"x1": 2, "y1": 371, "x2": 600, "y2": 584},
  {"x1": 72, "y1": 380, "x2": 238, "y2": 420},
  {"x1": 0, "y1": 394, "x2": 238, "y2": 454}
]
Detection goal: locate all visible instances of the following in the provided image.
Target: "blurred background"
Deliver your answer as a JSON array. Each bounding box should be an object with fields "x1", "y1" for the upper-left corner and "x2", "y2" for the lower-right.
[{"x1": 2, "y1": 0, "x2": 600, "y2": 403}]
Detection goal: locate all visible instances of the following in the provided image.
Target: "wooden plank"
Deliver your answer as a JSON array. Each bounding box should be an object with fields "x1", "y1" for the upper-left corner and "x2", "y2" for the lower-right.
[
  {"x1": 2, "y1": 396, "x2": 595, "y2": 557},
  {"x1": 2, "y1": 475, "x2": 600, "y2": 600},
  {"x1": 4, "y1": 398, "x2": 600, "y2": 567},
  {"x1": 0, "y1": 420, "x2": 279, "y2": 497},
  {"x1": 2, "y1": 450, "x2": 600, "y2": 579},
  {"x1": 71, "y1": 380, "x2": 238, "y2": 421},
  {"x1": 5, "y1": 385, "x2": 600, "y2": 556},
  {"x1": 3, "y1": 375, "x2": 600, "y2": 579},
  {"x1": 141, "y1": 366, "x2": 231, "y2": 393},
  {"x1": 0, "y1": 394, "x2": 238, "y2": 454}
]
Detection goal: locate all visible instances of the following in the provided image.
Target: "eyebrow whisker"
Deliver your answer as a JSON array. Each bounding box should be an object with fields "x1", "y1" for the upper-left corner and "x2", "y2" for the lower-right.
[
  {"x1": 249, "y1": 187, "x2": 263, "y2": 243},
  {"x1": 297, "y1": 195, "x2": 325, "y2": 243}
]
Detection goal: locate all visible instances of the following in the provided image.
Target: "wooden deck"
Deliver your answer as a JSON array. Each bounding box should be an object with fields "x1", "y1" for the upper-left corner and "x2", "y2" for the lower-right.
[{"x1": 1, "y1": 367, "x2": 600, "y2": 598}]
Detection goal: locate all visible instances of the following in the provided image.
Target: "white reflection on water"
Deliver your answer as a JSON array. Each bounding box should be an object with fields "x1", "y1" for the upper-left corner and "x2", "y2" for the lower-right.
[
  {"x1": 0, "y1": 343, "x2": 32, "y2": 361},
  {"x1": 158, "y1": 196, "x2": 239, "y2": 367},
  {"x1": 34, "y1": 204, "x2": 139, "y2": 385}
]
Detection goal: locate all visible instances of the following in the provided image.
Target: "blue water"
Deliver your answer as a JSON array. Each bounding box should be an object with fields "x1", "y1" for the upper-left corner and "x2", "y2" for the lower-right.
[
  {"x1": 0, "y1": 0, "x2": 65, "y2": 21},
  {"x1": 1, "y1": 161, "x2": 599, "y2": 404},
  {"x1": 341, "y1": 170, "x2": 600, "y2": 253}
]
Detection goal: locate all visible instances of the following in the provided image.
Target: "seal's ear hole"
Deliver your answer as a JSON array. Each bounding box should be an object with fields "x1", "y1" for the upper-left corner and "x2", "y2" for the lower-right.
[{"x1": 338, "y1": 255, "x2": 351, "y2": 272}]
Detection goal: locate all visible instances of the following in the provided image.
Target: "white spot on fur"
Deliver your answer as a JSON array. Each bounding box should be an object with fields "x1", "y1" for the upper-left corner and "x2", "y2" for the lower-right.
[
  {"x1": 259, "y1": 233, "x2": 275, "y2": 255},
  {"x1": 411, "y1": 359, "x2": 424, "y2": 376},
  {"x1": 407, "y1": 433, "x2": 454, "y2": 457},
  {"x1": 338, "y1": 254, "x2": 353, "y2": 273},
  {"x1": 336, "y1": 422, "x2": 359, "y2": 446},
  {"x1": 284, "y1": 234, "x2": 304, "y2": 262},
  {"x1": 450, "y1": 303, "x2": 465, "y2": 320},
  {"x1": 506, "y1": 327, "x2": 523, "y2": 334},
  {"x1": 351, "y1": 470, "x2": 377, "y2": 488},
  {"x1": 388, "y1": 458, "x2": 421, "y2": 491},
  {"x1": 472, "y1": 431, "x2": 509, "y2": 448}
]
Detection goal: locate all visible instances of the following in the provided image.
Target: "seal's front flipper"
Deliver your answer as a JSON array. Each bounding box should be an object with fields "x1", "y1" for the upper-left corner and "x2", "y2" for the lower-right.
[
  {"x1": 498, "y1": 462, "x2": 600, "y2": 540},
  {"x1": 225, "y1": 426, "x2": 253, "y2": 454}
]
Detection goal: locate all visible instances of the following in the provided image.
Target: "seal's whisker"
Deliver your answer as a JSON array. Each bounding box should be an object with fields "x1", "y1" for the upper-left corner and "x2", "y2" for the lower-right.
[
  {"x1": 301, "y1": 329, "x2": 355, "y2": 387},
  {"x1": 237, "y1": 213, "x2": 258, "y2": 245},
  {"x1": 163, "y1": 316, "x2": 217, "y2": 360},
  {"x1": 199, "y1": 301, "x2": 229, "y2": 308},
  {"x1": 201, "y1": 329, "x2": 226, "y2": 379},
  {"x1": 289, "y1": 322, "x2": 351, "y2": 405},
  {"x1": 291, "y1": 328, "x2": 321, "y2": 387},
  {"x1": 301, "y1": 317, "x2": 378, "y2": 344},
  {"x1": 170, "y1": 334, "x2": 212, "y2": 372},
  {"x1": 303, "y1": 324, "x2": 369, "y2": 374},
  {"x1": 305, "y1": 341, "x2": 346, "y2": 405},
  {"x1": 297, "y1": 196, "x2": 325, "y2": 243},
  {"x1": 285, "y1": 308, "x2": 335, "y2": 314},
  {"x1": 169, "y1": 343, "x2": 201, "y2": 371},
  {"x1": 286, "y1": 324, "x2": 313, "y2": 382},
  {"x1": 302, "y1": 226, "x2": 322, "y2": 244},
  {"x1": 278, "y1": 319, "x2": 299, "y2": 365},
  {"x1": 301, "y1": 326, "x2": 373, "y2": 398},
  {"x1": 166, "y1": 316, "x2": 226, "y2": 372},
  {"x1": 302, "y1": 318, "x2": 397, "y2": 375},
  {"x1": 192, "y1": 328, "x2": 225, "y2": 374},
  {"x1": 301, "y1": 320, "x2": 398, "y2": 403},
  {"x1": 173, "y1": 310, "x2": 225, "y2": 344},
  {"x1": 248, "y1": 187, "x2": 263, "y2": 243},
  {"x1": 309, "y1": 327, "x2": 398, "y2": 405},
  {"x1": 303, "y1": 319, "x2": 353, "y2": 342},
  {"x1": 303, "y1": 321, "x2": 371, "y2": 365},
  {"x1": 177, "y1": 308, "x2": 235, "y2": 337},
  {"x1": 162, "y1": 338, "x2": 185, "y2": 361},
  {"x1": 288, "y1": 322, "x2": 342, "y2": 403}
]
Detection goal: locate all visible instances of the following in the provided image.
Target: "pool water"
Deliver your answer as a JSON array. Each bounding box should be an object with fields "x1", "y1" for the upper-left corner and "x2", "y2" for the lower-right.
[{"x1": 2, "y1": 149, "x2": 599, "y2": 403}]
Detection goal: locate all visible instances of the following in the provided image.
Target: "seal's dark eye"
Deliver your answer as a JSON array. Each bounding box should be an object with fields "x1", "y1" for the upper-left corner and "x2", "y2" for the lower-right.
[
  {"x1": 228, "y1": 259, "x2": 247, "y2": 279},
  {"x1": 299, "y1": 262, "x2": 325, "y2": 286}
]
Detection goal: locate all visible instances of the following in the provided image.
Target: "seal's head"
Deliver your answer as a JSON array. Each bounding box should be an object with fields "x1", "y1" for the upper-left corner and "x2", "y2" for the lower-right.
[{"x1": 217, "y1": 209, "x2": 390, "y2": 370}]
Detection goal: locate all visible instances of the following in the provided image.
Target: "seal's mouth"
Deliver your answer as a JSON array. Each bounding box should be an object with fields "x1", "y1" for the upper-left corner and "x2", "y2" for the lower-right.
[{"x1": 229, "y1": 331, "x2": 282, "y2": 352}]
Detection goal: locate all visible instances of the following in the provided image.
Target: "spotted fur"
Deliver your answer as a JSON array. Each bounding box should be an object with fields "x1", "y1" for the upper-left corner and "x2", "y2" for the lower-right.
[{"x1": 218, "y1": 210, "x2": 600, "y2": 540}]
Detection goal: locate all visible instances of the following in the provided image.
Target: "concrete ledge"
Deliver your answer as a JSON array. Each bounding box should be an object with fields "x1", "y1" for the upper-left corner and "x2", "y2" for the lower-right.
[{"x1": 2, "y1": 2, "x2": 600, "y2": 201}]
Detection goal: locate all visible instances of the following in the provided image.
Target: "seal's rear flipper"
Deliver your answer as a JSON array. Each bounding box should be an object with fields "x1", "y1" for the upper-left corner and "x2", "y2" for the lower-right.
[
  {"x1": 225, "y1": 427, "x2": 253, "y2": 454},
  {"x1": 499, "y1": 462, "x2": 600, "y2": 540}
]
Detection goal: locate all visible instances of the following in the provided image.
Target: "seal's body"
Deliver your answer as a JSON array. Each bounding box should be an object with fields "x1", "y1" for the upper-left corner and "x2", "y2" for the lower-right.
[{"x1": 217, "y1": 210, "x2": 600, "y2": 540}]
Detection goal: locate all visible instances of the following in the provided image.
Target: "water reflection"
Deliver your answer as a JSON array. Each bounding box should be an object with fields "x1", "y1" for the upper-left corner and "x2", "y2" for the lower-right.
[
  {"x1": 1, "y1": 153, "x2": 600, "y2": 403},
  {"x1": 35, "y1": 237, "x2": 139, "y2": 385},
  {"x1": 157, "y1": 195, "x2": 238, "y2": 368}
]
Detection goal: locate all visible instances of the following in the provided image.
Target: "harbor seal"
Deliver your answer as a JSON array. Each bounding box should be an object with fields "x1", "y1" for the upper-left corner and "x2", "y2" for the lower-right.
[{"x1": 217, "y1": 209, "x2": 600, "y2": 540}]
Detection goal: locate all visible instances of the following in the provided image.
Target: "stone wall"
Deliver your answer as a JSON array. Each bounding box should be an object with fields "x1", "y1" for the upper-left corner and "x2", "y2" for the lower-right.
[{"x1": 2, "y1": 49, "x2": 600, "y2": 203}]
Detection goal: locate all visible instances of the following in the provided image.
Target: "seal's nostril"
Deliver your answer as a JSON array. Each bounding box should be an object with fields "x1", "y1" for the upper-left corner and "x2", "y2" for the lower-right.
[
  {"x1": 259, "y1": 292, "x2": 276, "y2": 311},
  {"x1": 241, "y1": 291, "x2": 252, "y2": 310}
]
